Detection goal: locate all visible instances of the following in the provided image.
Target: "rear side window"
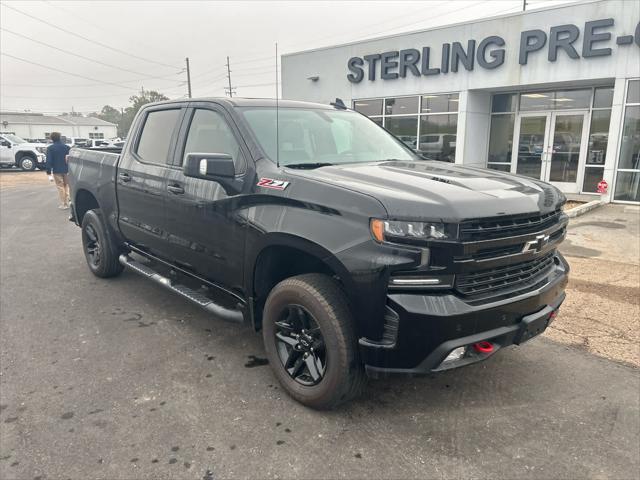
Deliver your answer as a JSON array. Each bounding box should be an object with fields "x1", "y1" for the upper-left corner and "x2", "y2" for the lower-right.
[
  {"x1": 136, "y1": 109, "x2": 181, "y2": 164},
  {"x1": 182, "y1": 109, "x2": 245, "y2": 173}
]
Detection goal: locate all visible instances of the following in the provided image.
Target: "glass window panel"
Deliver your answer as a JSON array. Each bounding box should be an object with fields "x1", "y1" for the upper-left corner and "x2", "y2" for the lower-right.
[
  {"x1": 385, "y1": 116, "x2": 418, "y2": 149},
  {"x1": 488, "y1": 114, "x2": 514, "y2": 164},
  {"x1": 548, "y1": 114, "x2": 584, "y2": 183},
  {"x1": 418, "y1": 114, "x2": 457, "y2": 162},
  {"x1": 385, "y1": 97, "x2": 419, "y2": 115},
  {"x1": 136, "y1": 109, "x2": 181, "y2": 164},
  {"x1": 183, "y1": 109, "x2": 245, "y2": 172},
  {"x1": 421, "y1": 93, "x2": 459, "y2": 113},
  {"x1": 586, "y1": 110, "x2": 611, "y2": 165},
  {"x1": 627, "y1": 79, "x2": 640, "y2": 104},
  {"x1": 520, "y1": 89, "x2": 591, "y2": 111},
  {"x1": 487, "y1": 163, "x2": 512, "y2": 172},
  {"x1": 370, "y1": 117, "x2": 383, "y2": 127},
  {"x1": 516, "y1": 116, "x2": 547, "y2": 179},
  {"x1": 614, "y1": 171, "x2": 640, "y2": 202},
  {"x1": 593, "y1": 87, "x2": 614, "y2": 108},
  {"x1": 491, "y1": 94, "x2": 516, "y2": 113},
  {"x1": 618, "y1": 106, "x2": 640, "y2": 170},
  {"x1": 582, "y1": 167, "x2": 605, "y2": 193},
  {"x1": 353, "y1": 99, "x2": 383, "y2": 116}
]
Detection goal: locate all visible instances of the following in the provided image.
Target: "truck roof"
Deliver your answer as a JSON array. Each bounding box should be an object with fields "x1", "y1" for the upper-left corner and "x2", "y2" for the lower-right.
[{"x1": 144, "y1": 97, "x2": 336, "y2": 110}]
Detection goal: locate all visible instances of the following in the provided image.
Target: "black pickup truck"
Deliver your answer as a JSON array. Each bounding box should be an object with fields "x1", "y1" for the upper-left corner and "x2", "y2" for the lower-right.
[{"x1": 68, "y1": 98, "x2": 569, "y2": 409}]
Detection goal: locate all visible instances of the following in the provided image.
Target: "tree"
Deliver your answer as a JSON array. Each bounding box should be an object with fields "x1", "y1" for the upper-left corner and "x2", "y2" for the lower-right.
[{"x1": 95, "y1": 89, "x2": 169, "y2": 138}]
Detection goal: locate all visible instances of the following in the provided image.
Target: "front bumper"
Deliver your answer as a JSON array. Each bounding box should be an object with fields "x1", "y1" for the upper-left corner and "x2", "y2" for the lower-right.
[{"x1": 360, "y1": 257, "x2": 568, "y2": 376}]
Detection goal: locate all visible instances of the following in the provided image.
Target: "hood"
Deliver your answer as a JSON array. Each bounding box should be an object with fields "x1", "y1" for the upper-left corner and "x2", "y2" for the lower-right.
[
  {"x1": 287, "y1": 160, "x2": 564, "y2": 221},
  {"x1": 17, "y1": 142, "x2": 47, "y2": 149}
]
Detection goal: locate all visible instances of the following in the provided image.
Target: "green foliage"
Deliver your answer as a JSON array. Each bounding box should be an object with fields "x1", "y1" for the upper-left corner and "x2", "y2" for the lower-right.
[{"x1": 95, "y1": 89, "x2": 169, "y2": 138}]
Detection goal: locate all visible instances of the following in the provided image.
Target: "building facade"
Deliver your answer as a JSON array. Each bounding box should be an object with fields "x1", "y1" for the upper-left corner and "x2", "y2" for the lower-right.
[
  {"x1": 281, "y1": 0, "x2": 640, "y2": 203},
  {"x1": 0, "y1": 112, "x2": 117, "y2": 141}
]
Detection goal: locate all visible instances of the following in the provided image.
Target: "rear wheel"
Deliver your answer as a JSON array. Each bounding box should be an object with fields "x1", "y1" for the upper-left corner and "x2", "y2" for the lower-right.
[
  {"x1": 262, "y1": 273, "x2": 366, "y2": 409},
  {"x1": 17, "y1": 154, "x2": 36, "y2": 171},
  {"x1": 81, "y1": 209, "x2": 123, "y2": 278}
]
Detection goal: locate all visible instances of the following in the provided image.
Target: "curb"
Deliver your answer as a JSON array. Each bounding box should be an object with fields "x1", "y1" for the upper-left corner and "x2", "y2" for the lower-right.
[{"x1": 565, "y1": 199, "x2": 606, "y2": 218}]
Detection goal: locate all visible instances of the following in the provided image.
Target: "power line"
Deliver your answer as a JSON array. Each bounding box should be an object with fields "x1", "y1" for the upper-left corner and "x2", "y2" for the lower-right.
[
  {"x1": 1, "y1": 52, "x2": 140, "y2": 91},
  {"x1": 1, "y1": 27, "x2": 169, "y2": 78},
  {"x1": 1, "y1": 2, "x2": 181, "y2": 71}
]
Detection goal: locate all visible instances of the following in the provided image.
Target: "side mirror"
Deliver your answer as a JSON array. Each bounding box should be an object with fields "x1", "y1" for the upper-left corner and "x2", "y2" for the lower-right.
[
  {"x1": 1, "y1": 141, "x2": 11, "y2": 148},
  {"x1": 183, "y1": 153, "x2": 243, "y2": 194}
]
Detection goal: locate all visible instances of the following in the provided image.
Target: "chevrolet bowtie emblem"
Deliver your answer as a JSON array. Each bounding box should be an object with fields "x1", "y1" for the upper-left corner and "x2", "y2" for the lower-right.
[{"x1": 522, "y1": 234, "x2": 550, "y2": 254}]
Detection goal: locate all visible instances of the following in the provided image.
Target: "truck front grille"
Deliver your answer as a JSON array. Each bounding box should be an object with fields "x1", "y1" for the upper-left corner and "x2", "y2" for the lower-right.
[
  {"x1": 459, "y1": 209, "x2": 563, "y2": 241},
  {"x1": 455, "y1": 252, "x2": 556, "y2": 299}
]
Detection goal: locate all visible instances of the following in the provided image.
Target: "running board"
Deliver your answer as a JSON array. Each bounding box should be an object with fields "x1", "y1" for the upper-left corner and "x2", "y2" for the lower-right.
[{"x1": 119, "y1": 254, "x2": 244, "y2": 323}]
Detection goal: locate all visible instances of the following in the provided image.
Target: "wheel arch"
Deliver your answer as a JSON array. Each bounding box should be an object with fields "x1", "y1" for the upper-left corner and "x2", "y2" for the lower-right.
[
  {"x1": 74, "y1": 188, "x2": 100, "y2": 225},
  {"x1": 248, "y1": 233, "x2": 355, "y2": 331}
]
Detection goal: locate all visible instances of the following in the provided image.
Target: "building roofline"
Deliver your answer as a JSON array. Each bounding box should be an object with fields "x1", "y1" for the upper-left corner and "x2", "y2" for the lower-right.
[{"x1": 282, "y1": 0, "x2": 594, "y2": 57}]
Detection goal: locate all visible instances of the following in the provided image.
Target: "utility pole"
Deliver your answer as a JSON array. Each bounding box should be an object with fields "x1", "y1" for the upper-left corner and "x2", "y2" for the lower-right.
[
  {"x1": 225, "y1": 56, "x2": 235, "y2": 97},
  {"x1": 523, "y1": 0, "x2": 527, "y2": 11},
  {"x1": 185, "y1": 57, "x2": 192, "y2": 98}
]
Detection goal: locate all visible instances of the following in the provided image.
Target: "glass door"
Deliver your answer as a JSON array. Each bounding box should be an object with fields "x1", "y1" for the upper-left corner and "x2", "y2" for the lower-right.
[
  {"x1": 514, "y1": 114, "x2": 550, "y2": 180},
  {"x1": 545, "y1": 112, "x2": 589, "y2": 192},
  {"x1": 513, "y1": 111, "x2": 588, "y2": 192}
]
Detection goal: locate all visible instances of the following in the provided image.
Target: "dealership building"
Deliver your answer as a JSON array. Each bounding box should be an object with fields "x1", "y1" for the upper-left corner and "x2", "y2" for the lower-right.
[{"x1": 282, "y1": 0, "x2": 640, "y2": 203}]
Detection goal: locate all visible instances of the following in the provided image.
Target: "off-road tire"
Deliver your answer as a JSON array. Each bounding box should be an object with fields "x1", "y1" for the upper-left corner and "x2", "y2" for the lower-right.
[
  {"x1": 262, "y1": 273, "x2": 366, "y2": 409},
  {"x1": 81, "y1": 209, "x2": 124, "y2": 278}
]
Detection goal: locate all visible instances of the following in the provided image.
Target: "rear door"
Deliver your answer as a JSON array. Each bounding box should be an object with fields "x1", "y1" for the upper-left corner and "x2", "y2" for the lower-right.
[
  {"x1": 116, "y1": 105, "x2": 186, "y2": 257},
  {"x1": 162, "y1": 103, "x2": 251, "y2": 289}
]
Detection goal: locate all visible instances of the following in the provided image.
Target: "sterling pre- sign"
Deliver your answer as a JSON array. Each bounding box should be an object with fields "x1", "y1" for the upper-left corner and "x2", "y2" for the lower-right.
[{"x1": 347, "y1": 18, "x2": 640, "y2": 83}]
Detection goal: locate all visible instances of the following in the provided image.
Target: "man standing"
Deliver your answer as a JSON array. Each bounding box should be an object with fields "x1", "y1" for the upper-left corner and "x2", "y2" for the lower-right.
[{"x1": 45, "y1": 132, "x2": 71, "y2": 209}]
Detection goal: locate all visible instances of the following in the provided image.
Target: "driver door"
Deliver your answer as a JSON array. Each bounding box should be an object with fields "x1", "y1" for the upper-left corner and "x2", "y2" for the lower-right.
[
  {"x1": 163, "y1": 104, "x2": 250, "y2": 289},
  {"x1": 0, "y1": 136, "x2": 14, "y2": 164}
]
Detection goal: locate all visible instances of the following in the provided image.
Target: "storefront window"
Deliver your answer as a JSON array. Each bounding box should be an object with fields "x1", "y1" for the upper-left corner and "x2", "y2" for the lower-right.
[
  {"x1": 487, "y1": 114, "x2": 514, "y2": 170},
  {"x1": 418, "y1": 115, "x2": 457, "y2": 162},
  {"x1": 385, "y1": 97, "x2": 419, "y2": 115},
  {"x1": 385, "y1": 116, "x2": 418, "y2": 149},
  {"x1": 614, "y1": 102, "x2": 640, "y2": 202},
  {"x1": 353, "y1": 99, "x2": 383, "y2": 116},
  {"x1": 491, "y1": 94, "x2": 517, "y2": 113},
  {"x1": 353, "y1": 93, "x2": 459, "y2": 162},
  {"x1": 582, "y1": 109, "x2": 611, "y2": 193},
  {"x1": 593, "y1": 87, "x2": 614, "y2": 108},
  {"x1": 421, "y1": 93, "x2": 459, "y2": 113},
  {"x1": 520, "y1": 89, "x2": 591, "y2": 111}
]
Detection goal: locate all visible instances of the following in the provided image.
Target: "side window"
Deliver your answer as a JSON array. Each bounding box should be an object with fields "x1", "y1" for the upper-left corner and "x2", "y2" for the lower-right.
[
  {"x1": 136, "y1": 109, "x2": 181, "y2": 164},
  {"x1": 183, "y1": 109, "x2": 245, "y2": 173}
]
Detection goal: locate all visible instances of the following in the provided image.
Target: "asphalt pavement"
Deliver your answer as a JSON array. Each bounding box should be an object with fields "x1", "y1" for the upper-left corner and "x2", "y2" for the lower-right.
[{"x1": 1, "y1": 181, "x2": 639, "y2": 480}]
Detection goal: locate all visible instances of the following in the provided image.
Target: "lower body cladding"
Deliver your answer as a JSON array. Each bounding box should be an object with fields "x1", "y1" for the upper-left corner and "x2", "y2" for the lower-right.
[{"x1": 360, "y1": 259, "x2": 568, "y2": 377}]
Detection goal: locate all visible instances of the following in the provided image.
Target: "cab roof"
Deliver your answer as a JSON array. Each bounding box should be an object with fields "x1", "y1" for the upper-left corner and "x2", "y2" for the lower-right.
[{"x1": 145, "y1": 97, "x2": 338, "y2": 110}]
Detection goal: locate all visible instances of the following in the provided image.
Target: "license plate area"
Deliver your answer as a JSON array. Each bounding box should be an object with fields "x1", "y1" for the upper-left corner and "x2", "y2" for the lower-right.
[{"x1": 514, "y1": 306, "x2": 554, "y2": 345}]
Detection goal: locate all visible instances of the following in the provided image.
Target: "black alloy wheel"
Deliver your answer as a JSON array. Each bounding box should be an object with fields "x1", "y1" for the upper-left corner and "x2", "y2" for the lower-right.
[
  {"x1": 274, "y1": 305, "x2": 327, "y2": 386},
  {"x1": 84, "y1": 223, "x2": 102, "y2": 268}
]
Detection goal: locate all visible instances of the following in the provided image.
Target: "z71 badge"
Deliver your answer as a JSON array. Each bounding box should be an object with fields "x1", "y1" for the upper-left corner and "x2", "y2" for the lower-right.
[{"x1": 257, "y1": 178, "x2": 290, "y2": 190}]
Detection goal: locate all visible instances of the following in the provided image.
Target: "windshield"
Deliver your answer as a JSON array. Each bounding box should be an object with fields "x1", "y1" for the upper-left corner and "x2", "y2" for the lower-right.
[
  {"x1": 2, "y1": 134, "x2": 26, "y2": 144},
  {"x1": 240, "y1": 107, "x2": 417, "y2": 166}
]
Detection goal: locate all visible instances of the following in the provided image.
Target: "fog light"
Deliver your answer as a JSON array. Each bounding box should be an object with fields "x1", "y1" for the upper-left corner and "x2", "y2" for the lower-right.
[{"x1": 442, "y1": 347, "x2": 466, "y2": 364}]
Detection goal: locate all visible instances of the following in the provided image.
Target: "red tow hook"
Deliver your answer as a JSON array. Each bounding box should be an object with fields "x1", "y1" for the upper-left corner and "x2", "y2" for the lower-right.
[{"x1": 472, "y1": 341, "x2": 494, "y2": 354}]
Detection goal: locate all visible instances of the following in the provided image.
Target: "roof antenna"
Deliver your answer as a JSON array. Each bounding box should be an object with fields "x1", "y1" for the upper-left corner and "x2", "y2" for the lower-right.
[{"x1": 275, "y1": 42, "x2": 280, "y2": 168}]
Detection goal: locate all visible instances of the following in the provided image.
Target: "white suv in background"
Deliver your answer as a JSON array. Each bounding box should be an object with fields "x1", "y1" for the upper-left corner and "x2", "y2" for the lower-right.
[{"x1": 0, "y1": 133, "x2": 47, "y2": 171}]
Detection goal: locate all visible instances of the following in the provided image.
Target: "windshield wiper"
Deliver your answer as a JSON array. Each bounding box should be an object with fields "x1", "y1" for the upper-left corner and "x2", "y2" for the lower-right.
[{"x1": 284, "y1": 162, "x2": 334, "y2": 169}]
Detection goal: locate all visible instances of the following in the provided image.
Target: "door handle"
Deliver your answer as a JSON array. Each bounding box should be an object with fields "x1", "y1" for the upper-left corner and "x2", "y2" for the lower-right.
[
  {"x1": 118, "y1": 172, "x2": 131, "y2": 182},
  {"x1": 167, "y1": 184, "x2": 185, "y2": 195}
]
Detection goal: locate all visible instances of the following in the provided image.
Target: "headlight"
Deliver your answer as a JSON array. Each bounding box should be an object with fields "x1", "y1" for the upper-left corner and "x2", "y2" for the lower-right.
[
  {"x1": 370, "y1": 219, "x2": 448, "y2": 243},
  {"x1": 36, "y1": 147, "x2": 46, "y2": 153}
]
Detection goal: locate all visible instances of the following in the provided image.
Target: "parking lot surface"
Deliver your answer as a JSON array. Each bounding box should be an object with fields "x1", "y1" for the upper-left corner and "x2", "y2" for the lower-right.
[{"x1": 1, "y1": 179, "x2": 639, "y2": 480}]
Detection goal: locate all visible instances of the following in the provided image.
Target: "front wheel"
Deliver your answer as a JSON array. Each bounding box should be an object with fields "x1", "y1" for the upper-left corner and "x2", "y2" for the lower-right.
[
  {"x1": 262, "y1": 273, "x2": 366, "y2": 409},
  {"x1": 17, "y1": 155, "x2": 36, "y2": 171},
  {"x1": 81, "y1": 209, "x2": 124, "y2": 278}
]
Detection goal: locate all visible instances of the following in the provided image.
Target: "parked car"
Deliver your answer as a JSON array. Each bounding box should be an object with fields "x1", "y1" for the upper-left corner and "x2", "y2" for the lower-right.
[
  {"x1": 67, "y1": 98, "x2": 569, "y2": 409},
  {"x1": 418, "y1": 133, "x2": 456, "y2": 161},
  {"x1": 0, "y1": 132, "x2": 47, "y2": 170}
]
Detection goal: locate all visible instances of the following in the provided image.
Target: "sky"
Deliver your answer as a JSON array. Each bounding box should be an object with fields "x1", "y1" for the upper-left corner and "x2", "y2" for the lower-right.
[{"x1": 0, "y1": 0, "x2": 580, "y2": 115}]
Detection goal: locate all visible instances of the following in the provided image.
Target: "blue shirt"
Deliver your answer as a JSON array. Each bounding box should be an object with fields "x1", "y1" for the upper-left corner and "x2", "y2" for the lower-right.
[{"x1": 45, "y1": 141, "x2": 71, "y2": 174}]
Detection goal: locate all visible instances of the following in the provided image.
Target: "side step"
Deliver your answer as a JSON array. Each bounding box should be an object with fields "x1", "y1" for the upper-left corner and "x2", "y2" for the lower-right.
[{"x1": 119, "y1": 254, "x2": 244, "y2": 323}]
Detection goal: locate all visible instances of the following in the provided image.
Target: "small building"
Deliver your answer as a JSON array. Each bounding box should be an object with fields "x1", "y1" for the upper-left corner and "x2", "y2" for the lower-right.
[
  {"x1": 281, "y1": 0, "x2": 640, "y2": 204},
  {"x1": 0, "y1": 112, "x2": 117, "y2": 142}
]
